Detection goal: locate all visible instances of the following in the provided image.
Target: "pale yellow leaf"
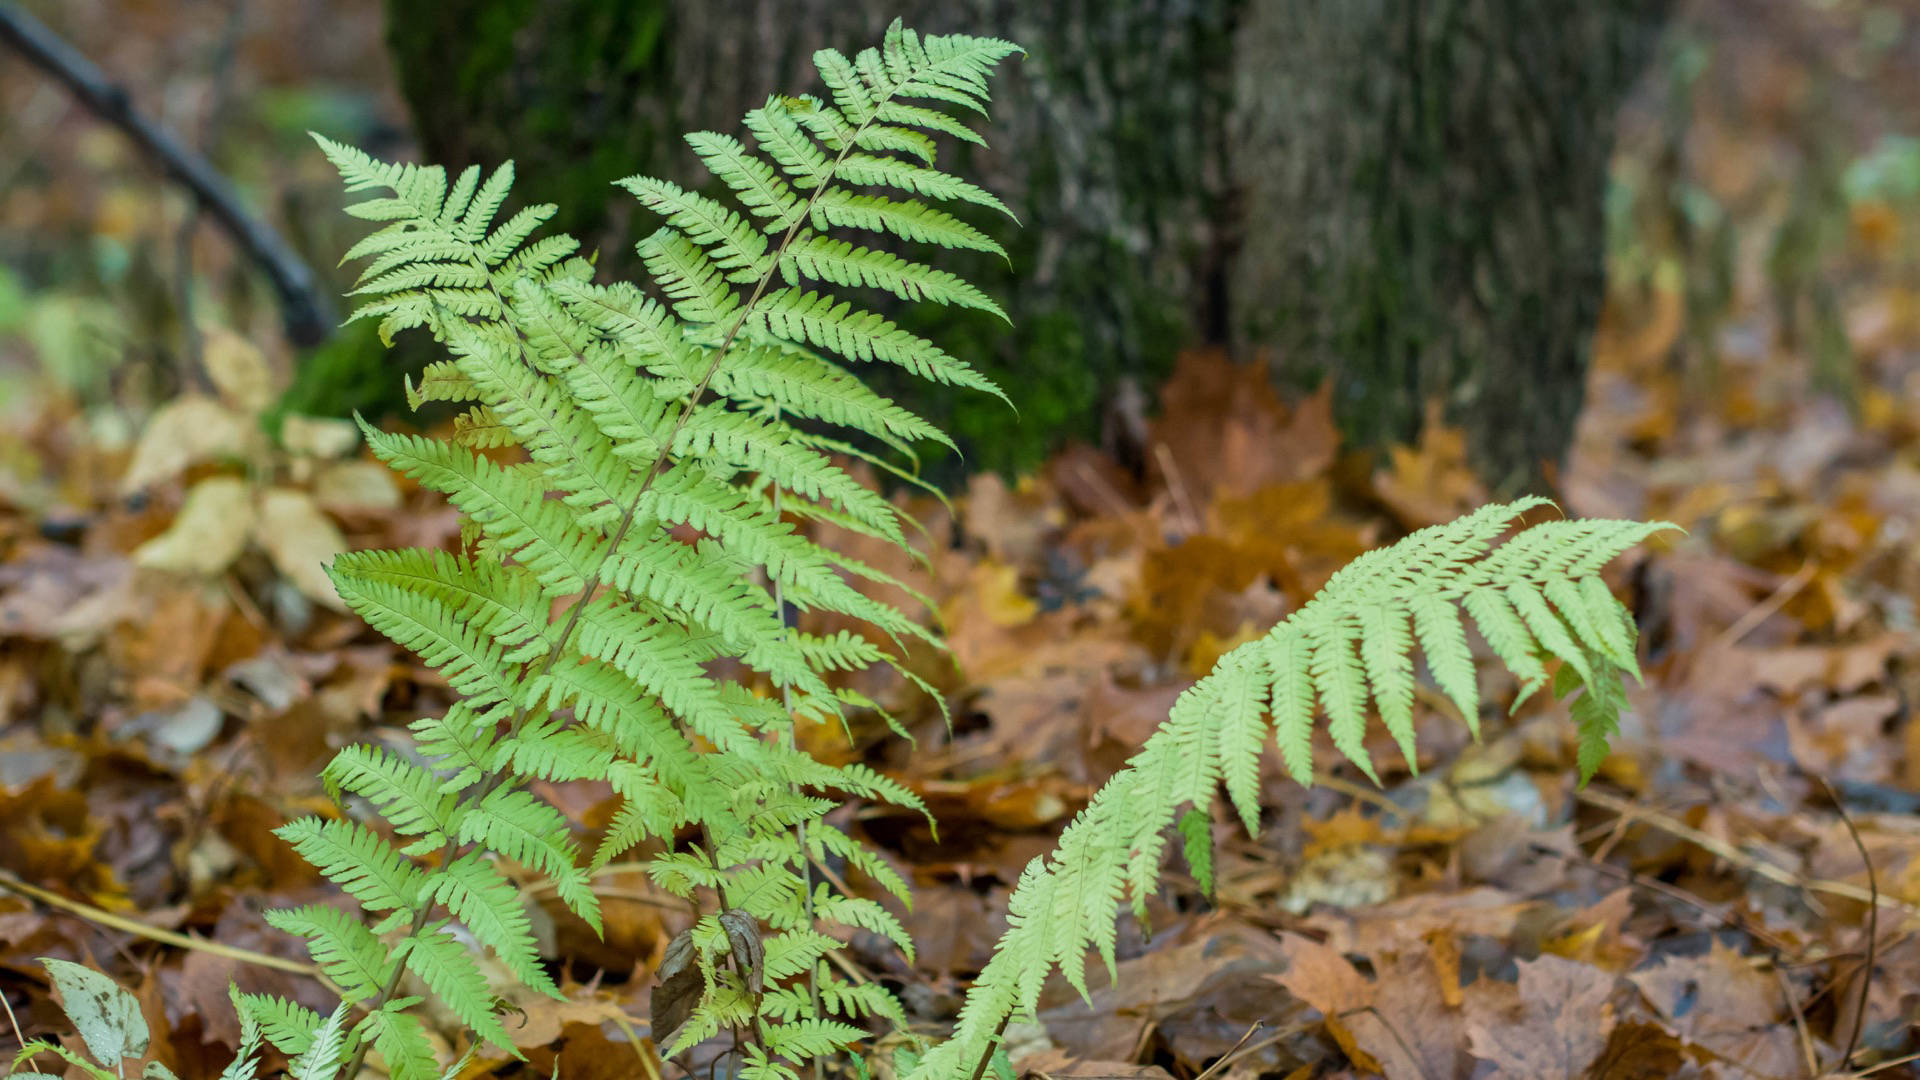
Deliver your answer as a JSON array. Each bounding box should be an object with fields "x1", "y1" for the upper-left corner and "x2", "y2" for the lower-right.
[
  {"x1": 255, "y1": 487, "x2": 349, "y2": 610},
  {"x1": 120, "y1": 397, "x2": 253, "y2": 494},
  {"x1": 280, "y1": 414, "x2": 361, "y2": 460},
  {"x1": 312, "y1": 460, "x2": 401, "y2": 512},
  {"x1": 200, "y1": 325, "x2": 275, "y2": 415},
  {"x1": 133, "y1": 476, "x2": 254, "y2": 576}
]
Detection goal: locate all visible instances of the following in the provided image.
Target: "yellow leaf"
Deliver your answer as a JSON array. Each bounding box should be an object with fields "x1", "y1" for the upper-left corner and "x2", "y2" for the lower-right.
[
  {"x1": 255, "y1": 487, "x2": 350, "y2": 610},
  {"x1": 120, "y1": 397, "x2": 255, "y2": 494},
  {"x1": 133, "y1": 476, "x2": 254, "y2": 576},
  {"x1": 973, "y1": 561, "x2": 1037, "y2": 627},
  {"x1": 200, "y1": 324, "x2": 276, "y2": 416},
  {"x1": 280, "y1": 414, "x2": 362, "y2": 460},
  {"x1": 313, "y1": 460, "x2": 401, "y2": 512}
]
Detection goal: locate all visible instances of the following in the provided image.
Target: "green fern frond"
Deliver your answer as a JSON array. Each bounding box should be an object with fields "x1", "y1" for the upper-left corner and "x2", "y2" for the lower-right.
[
  {"x1": 781, "y1": 235, "x2": 1006, "y2": 319},
  {"x1": 810, "y1": 189, "x2": 1005, "y2": 257},
  {"x1": 751, "y1": 288, "x2": 1005, "y2": 400},
  {"x1": 363, "y1": 1008, "x2": 440, "y2": 1080},
  {"x1": 297, "y1": 19, "x2": 1026, "y2": 1076},
  {"x1": 456, "y1": 789, "x2": 599, "y2": 932},
  {"x1": 396, "y1": 924, "x2": 516, "y2": 1053},
  {"x1": 910, "y1": 503, "x2": 1674, "y2": 1080},
  {"x1": 262, "y1": 906, "x2": 395, "y2": 1004},
  {"x1": 285, "y1": 1005, "x2": 350, "y2": 1080},
  {"x1": 763, "y1": 1019, "x2": 869, "y2": 1062},
  {"x1": 275, "y1": 818, "x2": 424, "y2": 926},
  {"x1": 321, "y1": 745, "x2": 465, "y2": 850},
  {"x1": 233, "y1": 992, "x2": 322, "y2": 1058},
  {"x1": 422, "y1": 853, "x2": 558, "y2": 997}
]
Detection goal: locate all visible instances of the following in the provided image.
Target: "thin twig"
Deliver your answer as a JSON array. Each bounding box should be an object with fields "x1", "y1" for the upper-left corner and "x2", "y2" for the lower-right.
[
  {"x1": 0, "y1": 870, "x2": 325, "y2": 980},
  {"x1": 0, "y1": 2, "x2": 334, "y2": 346},
  {"x1": 1707, "y1": 560, "x2": 1816, "y2": 653},
  {"x1": 1191, "y1": 1023, "x2": 1264, "y2": 1080},
  {"x1": 1310, "y1": 770, "x2": 1407, "y2": 821},
  {"x1": 1817, "y1": 777, "x2": 1878, "y2": 1075},
  {"x1": 1526, "y1": 842, "x2": 1802, "y2": 959},
  {"x1": 0, "y1": 975, "x2": 27, "y2": 1052},
  {"x1": 1337, "y1": 1005, "x2": 1431, "y2": 1080},
  {"x1": 1153, "y1": 443, "x2": 1202, "y2": 537},
  {"x1": 1576, "y1": 789, "x2": 1920, "y2": 918},
  {"x1": 1773, "y1": 964, "x2": 1818, "y2": 1080},
  {"x1": 1851, "y1": 1049, "x2": 1920, "y2": 1077}
]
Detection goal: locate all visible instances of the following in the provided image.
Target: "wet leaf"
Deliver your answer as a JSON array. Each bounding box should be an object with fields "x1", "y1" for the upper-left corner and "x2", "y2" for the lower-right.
[{"x1": 41, "y1": 957, "x2": 149, "y2": 1065}]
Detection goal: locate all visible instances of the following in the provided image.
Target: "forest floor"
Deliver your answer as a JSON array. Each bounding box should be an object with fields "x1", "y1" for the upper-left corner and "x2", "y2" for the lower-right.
[{"x1": 6, "y1": 1, "x2": 1920, "y2": 1079}]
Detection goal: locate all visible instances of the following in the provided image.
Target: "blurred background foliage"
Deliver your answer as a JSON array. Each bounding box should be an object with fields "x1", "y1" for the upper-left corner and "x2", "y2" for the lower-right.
[{"x1": 2, "y1": 0, "x2": 1920, "y2": 493}]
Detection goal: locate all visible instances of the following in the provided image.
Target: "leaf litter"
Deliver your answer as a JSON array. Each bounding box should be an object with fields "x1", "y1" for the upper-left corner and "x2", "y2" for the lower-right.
[{"x1": 5, "y1": 2, "x2": 1920, "y2": 1078}]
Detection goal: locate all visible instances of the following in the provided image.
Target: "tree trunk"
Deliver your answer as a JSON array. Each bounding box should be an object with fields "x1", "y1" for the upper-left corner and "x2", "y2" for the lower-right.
[
  {"x1": 383, "y1": 0, "x2": 1669, "y2": 487},
  {"x1": 1233, "y1": 0, "x2": 1671, "y2": 492}
]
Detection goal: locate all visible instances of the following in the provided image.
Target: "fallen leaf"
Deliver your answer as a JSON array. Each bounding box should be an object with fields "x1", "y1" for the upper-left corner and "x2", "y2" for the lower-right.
[
  {"x1": 119, "y1": 398, "x2": 253, "y2": 495},
  {"x1": 1628, "y1": 942, "x2": 1800, "y2": 1077},
  {"x1": 1270, "y1": 934, "x2": 1382, "y2": 1074},
  {"x1": 1462, "y1": 954, "x2": 1616, "y2": 1078},
  {"x1": 279, "y1": 414, "x2": 361, "y2": 461},
  {"x1": 133, "y1": 477, "x2": 254, "y2": 577},
  {"x1": 254, "y1": 487, "x2": 348, "y2": 611},
  {"x1": 199, "y1": 325, "x2": 276, "y2": 416},
  {"x1": 311, "y1": 460, "x2": 400, "y2": 512}
]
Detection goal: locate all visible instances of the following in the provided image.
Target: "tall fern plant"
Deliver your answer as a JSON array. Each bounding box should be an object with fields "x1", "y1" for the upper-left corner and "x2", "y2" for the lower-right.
[
  {"x1": 241, "y1": 18, "x2": 1676, "y2": 1080},
  {"x1": 252, "y1": 23, "x2": 1025, "y2": 1080}
]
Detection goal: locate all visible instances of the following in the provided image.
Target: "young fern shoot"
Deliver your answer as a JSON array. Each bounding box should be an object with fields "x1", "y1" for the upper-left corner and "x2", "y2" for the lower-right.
[{"x1": 255, "y1": 22, "x2": 1025, "y2": 1080}]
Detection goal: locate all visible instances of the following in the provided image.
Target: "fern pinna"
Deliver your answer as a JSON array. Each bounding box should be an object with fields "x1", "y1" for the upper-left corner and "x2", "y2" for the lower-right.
[{"x1": 250, "y1": 22, "x2": 1025, "y2": 1080}]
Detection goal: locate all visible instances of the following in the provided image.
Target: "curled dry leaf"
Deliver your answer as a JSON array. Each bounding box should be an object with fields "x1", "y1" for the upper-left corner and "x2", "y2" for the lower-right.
[
  {"x1": 718, "y1": 908, "x2": 765, "y2": 994},
  {"x1": 650, "y1": 928, "x2": 702, "y2": 1048}
]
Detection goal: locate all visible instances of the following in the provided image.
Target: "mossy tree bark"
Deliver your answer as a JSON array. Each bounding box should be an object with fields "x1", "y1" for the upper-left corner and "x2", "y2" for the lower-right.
[{"x1": 383, "y1": 0, "x2": 1669, "y2": 487}]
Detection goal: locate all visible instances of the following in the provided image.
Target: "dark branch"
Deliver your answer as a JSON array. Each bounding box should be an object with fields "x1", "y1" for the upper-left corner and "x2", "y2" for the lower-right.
[{"x1": 0, "y1": 3, "x2": 336, "y2": 346}]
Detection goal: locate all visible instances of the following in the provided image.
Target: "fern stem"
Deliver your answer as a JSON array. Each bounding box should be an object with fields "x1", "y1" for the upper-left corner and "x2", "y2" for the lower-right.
[
  {"x1": 967, "y1": 1017, "x2": 1012, "y2": 1080},
  {"x1": 770, "y1": 478, "x2": 826, "y2": 1080}
]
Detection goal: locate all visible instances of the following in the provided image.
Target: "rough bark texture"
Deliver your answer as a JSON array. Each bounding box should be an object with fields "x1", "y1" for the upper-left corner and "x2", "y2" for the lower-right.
[
  {"x1": 1233, "y1": 0, "x2": 1672, "y2": 492},
  {"x1": 383, "y1": 0, "x2": 1669, "y2": 486}
]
